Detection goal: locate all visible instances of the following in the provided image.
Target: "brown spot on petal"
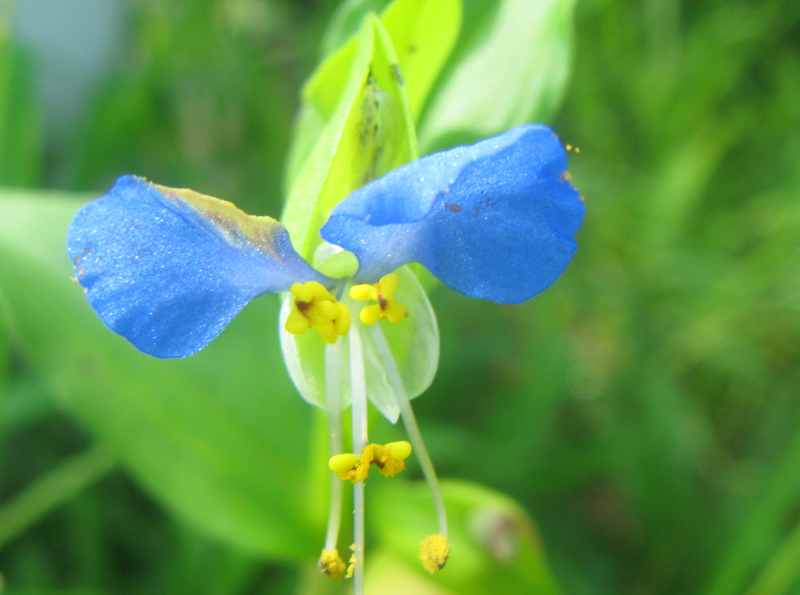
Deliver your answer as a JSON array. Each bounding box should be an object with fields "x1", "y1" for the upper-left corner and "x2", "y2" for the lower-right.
[{"x1": 445, "y1": 203, "x2": 462, "y2": 213}]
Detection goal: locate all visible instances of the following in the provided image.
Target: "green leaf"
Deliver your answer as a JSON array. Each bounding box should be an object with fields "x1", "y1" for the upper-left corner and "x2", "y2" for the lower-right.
[
  {"x1": 282, "y1": 15, "x2": 417, "y2": 260},
  {"x1": 318, "y1": 0, "x2": 461, "y2": 124},
  {"x1": 0, "y1": 191, "x2": 317, "y2": 561},
  {"x1": 0, "y1": 32, "x2": 41, "y2": 186},
  {"x1": 369, "y1": 479, "x2": 562, "y2": 594},
  {"x1": 279, "y1": 266, "x2": 439, "y2": 422},
  {"x1": 419, "y1": 0, "x2": 578, "y2": 153},
  {"x1": 282, "y1": 22, "x2": 369, "y2": 214},
  {"x1": 381, "y1": 0, "x2": 462, "y2": 121},
  {"x1": 319, "y1": 0, "x2": 394, "y2": 58},
  {"x1": 701, "y1": 427, "x2": 800, "y2": 595}
]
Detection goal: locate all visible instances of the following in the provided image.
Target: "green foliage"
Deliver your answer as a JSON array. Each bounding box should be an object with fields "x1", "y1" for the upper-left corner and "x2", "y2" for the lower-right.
[
  {"x1": 369, "y1": 480, "x2": 561, "y2": 594},
  {"x1": 0, "y1": 191, "x2": 315, "y2": 560},
  {"x1": 418, "y1": 0, "x2": 576, "y2": 153},
  {"x1": 0, "y1": 21, "x2": 40, "y2": 187},
  {"x1": 2, "y1": 0, "x2": 800, "y2": 595}
]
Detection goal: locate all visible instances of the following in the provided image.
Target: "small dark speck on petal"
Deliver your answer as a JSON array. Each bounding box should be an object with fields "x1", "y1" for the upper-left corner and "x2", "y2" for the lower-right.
[{"x1": 445, "y1": 203, "x2": 463, "y2": 213}]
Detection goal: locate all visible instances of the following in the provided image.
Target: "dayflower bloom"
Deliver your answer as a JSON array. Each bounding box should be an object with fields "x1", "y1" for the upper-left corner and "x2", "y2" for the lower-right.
[{"x1": 66, "y1": 124, "x2": 584, "y2": 590}]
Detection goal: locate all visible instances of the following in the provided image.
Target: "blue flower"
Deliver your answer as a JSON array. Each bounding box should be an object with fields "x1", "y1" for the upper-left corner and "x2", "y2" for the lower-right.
[
  {"x1": 67, "y1": 124, "x2": 583, "y2": 356},
  {"x1": 66, "y1": 123, "x2": 584, "y2": 582},
  {"x1": 321, "y1": 124, "x2": 582, "y2": 304}
]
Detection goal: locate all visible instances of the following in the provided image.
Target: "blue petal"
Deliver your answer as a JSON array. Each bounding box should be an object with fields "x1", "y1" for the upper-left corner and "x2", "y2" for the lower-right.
[
  {"x1": 320, "y1": 124, "x2": 585, "y2": 304},
  {"x1": 67, "y1": 175, "x2": 328, "y2": 358}
]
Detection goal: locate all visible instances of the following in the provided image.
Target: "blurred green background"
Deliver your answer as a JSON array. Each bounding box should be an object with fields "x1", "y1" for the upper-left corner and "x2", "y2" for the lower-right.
[{"x1": 2, "y1": 0, "x2": 800, "y2": 594}]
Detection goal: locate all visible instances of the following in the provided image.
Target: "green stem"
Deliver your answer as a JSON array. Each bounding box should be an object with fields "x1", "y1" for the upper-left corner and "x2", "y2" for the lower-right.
[{"x1": 0, "y1": 445, "x2": 115, "y2": 549}]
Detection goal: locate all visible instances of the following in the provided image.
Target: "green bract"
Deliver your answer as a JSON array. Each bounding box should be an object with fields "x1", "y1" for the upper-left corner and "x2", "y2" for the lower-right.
[{"x1": 282, "y1": 0, "x2": 461, "y2": 260}]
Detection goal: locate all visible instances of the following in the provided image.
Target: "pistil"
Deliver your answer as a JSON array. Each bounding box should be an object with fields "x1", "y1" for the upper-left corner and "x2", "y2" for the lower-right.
[
  {"x1": 348, "y1": 321, "x2": 368, "y2": 595},
  {"x1": 319, "y1": 341, "x2": 346, "y2": 578},
  {"x1": 368, "y1": 323, "x2": 450, "y2": 572}
]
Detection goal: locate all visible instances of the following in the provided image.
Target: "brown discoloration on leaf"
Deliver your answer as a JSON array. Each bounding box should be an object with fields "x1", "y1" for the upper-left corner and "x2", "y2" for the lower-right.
[{"x1": 391, "y1": 63, "x2": 404, "y2": 86}]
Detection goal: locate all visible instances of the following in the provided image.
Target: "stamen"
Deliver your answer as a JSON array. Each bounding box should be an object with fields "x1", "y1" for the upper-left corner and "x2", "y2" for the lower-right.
[
  {"x1": 329, "y1": 453, "x2": 362, "y2": 475},
  {"x1": 349, "y1": 322, "x2": 368, "y2": 595},
  {"x1": 371, "y1": 441, "x2": 412, "y2": 477},
  {"x1": 350, "y1": 272, "x2": 408, "y2": 326},
  {"x1": 332, "y1": 445, "x2": 374, "y2": 484},
  {"x1": 328, "y1": 441, "x2": 412, "y2": 482},
  {"x1": 321, "y1": 342, "x2": 345, "y2": 577},
  {"x1": 368, "y1": 324, "x2": 450, "y2": 571},
  {"x1": 285, "y1": 281, "x2": 350, "y2": 343}
]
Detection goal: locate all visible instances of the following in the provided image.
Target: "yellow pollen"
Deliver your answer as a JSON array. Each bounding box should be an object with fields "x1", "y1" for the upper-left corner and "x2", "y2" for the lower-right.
[
  {"x1": 337, "y1": 444, "x2": 375, "y2": 484},
  {"x1": 349, "y1": 272, "x2": 407, "y2": 326},
  {"x1": 420, "y1": 533, "x2": 450, "y2": 574},
  {"x1": 285, "y1": 281, "x2": 350, "y2": 343},
  {"x1": 328, "y1": 441, "x2": 412, "y2": 483},
  {"x1": 318, "y1": 549, "x2": 346, "y2": 579},
  {"x1": 345, "y1": 545, "x2": 357, "y2": 579},
  {"x1": 372, "y1": 441, "x2": 412, "y2": 477}
]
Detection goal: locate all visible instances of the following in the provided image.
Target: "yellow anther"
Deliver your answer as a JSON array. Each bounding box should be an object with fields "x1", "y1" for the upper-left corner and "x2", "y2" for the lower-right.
[
  {"x1": 290, "y1": 281, "x2": 315, "y2": 303},
  {"x1": 329, "y1": 441, "x2": 412, "y2": 482},
  {"x1": 334, "y1": 302, "x2": 351, "y2": 335},
  {"x1": 372, "y1": 441, "x2": 412, "y2": 477},
  {"x1": 385, "y1": 440, "x2": 412, "y2": 461},
  {"x1": 379, "y1": 272, "x2": 398, "y2": 295},
  {"x1": 284, "y1": 305, "x2": 311, "y2": 334},
  {"x1": 420, "y1": 534, "x2": 450, "y2": 574},
  {"x1": 315, "y1": 299, "x2": 338, "y2": 319},
  {"x1": 311, "y1": 281, "x2": 333, "y2": 300},
  {"x1": 349, "y1": 283, "x2": 377, "y2": 301},
  {"x1": 318, "y1": 549, "x2": 346, "y2": 579},
  {"x1": 384, "y1": 300, "x2": 407, "y2": 323},
  {"x1": 285, "y1": 281, "x2": 350, "y2": 344},
  {"x1": 359, "y1": 304, "x2": 383, "y2": 326},
  {"x1": 349, "y1": 272, "x2": 408, "y2": 326},
  {"x1": 329, "y1": 453, "x2": 361, "y2": 474},
  {"x1": 334, "y1": 445, "x2": 375, "y2": 484}
]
